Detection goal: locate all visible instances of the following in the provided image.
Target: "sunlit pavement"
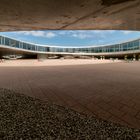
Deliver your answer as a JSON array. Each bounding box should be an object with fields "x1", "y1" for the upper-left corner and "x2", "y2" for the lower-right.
[{"x1": 0, "y1": 59, "x2": 121, "y2": 67}]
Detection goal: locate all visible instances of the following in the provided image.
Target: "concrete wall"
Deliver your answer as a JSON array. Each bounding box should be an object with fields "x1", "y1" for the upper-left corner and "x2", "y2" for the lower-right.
[{"x1": 0, "y1": 0, "x2": 139, "y2": 31}]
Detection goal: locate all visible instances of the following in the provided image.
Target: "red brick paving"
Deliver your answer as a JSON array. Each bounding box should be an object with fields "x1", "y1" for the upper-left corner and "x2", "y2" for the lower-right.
[{"x1": 0, "y1": 61, "x2": 140, "y2": 128}]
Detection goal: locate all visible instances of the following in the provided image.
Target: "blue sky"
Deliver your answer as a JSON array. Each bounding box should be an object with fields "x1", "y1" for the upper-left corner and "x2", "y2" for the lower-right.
[{"x1": 0, "y1": 30, "x2": 140, "y2": 47}]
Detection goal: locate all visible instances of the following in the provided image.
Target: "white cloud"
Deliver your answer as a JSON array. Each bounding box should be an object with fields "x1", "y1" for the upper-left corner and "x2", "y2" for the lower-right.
[
  {"x1": 72, "y1": 32, "x2": 92, "y2": 39},
  {"x1": 67, "y1": 30, "x2": 115, "y2": 39},
  {"x1": 17, "y1": 31, "x2": 56, "y2": 38},
  {"x1": 70, "y1": 30, "x2": 111, "y2": 39},
  {"x1": 16, "y1": 30, "x2": 116, "y2": 40},
  {"x1": 58, "y1": 31, "x2": 68, "y2": 35},
  {"x1": 92, "y1": 30, "x2": 102, "y2": 33},
  {"x1": 57, "y1": 30, "x2": 93, "y2": 39},
  {"x1": 17, "y1": 30, "x2": 116, "y2": 40},
  {"x1": 45, "y1": 32, "x2": 56, "y2": 38},
  {"x1": 121, "y1": 31, "x2": 133, "y2": 35},
  {"x1": 90, "y1": 30, "x2": 115, "y2": 34}
]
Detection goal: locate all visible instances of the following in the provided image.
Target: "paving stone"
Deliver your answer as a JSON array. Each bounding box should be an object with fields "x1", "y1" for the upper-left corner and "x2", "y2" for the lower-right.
[
  {"x1": 0, "y1": 88, "x2": 140, "y2": 140},
  {"x1": 0, "y1": 62, "x2": 140, "y2": 128}
]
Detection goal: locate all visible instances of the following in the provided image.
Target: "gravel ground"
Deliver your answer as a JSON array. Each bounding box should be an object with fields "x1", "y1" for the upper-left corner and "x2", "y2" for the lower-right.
[{"x1": 0, "y1": 88, "x2": 140, "y2": 140}]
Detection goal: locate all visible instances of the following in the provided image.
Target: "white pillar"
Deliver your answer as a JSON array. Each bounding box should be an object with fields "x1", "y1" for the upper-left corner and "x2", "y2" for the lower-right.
[
  {"x1": 133, "y1": 54, "x2": 136, "y2": 61},
  {"x1": 124, "y1": 55, "x2": 127, "y2": 61},
  {"x1": 37, "y1": 54, "x2": 48, "y2": 60}
]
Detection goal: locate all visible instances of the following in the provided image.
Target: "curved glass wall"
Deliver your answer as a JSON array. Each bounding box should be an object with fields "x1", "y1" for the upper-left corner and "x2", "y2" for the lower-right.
[{"x1": 0, "y1": 35, "x2": 140, "y2": 54}]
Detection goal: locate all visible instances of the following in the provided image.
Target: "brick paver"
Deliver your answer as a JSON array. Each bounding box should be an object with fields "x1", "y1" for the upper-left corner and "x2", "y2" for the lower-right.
[{"x1": 0, "y1": 61, "x2": 140, "y2": 128}]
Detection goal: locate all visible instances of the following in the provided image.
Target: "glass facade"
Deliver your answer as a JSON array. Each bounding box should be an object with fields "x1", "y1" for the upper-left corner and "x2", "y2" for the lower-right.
[{"x1": 0, "y1": 36, "x2": 140, "y2": 54}]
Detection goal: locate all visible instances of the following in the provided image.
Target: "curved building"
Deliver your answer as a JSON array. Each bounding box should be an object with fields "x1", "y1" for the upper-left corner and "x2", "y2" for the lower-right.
[{"x1": 0, "y1": 35, "x2": 140, "y2": 59}]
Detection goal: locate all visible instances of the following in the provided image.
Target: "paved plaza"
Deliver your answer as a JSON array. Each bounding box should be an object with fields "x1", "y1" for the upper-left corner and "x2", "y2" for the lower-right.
[{"x1": 0, "y1": 59, "x2": 140, "y2": 128}]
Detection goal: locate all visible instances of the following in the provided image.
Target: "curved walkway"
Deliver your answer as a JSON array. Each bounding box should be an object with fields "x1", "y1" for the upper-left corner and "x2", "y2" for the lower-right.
[{"x1": 0, "y1": 60, "x2": 140, "y2": 128}]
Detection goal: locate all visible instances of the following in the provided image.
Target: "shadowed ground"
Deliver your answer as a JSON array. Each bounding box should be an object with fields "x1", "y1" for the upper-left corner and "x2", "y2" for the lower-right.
[
  {"x1": 0, "y1": 88, "x2": 140, "y2": 139},
  {"x1": 0, "y1": 60, "x2": 140, "y2": 128}
]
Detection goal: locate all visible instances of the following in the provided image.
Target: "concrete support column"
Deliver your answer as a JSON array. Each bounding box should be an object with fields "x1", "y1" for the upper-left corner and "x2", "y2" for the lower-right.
[
  {"x1": 133, "y1": 54, "x2": 136, "y2": 61},
  {"x1": 138, "y1": 55, "x2": 140, "y2": 61},
  {"x1": 124, "y1": 55, "x2": 127, "y2": 61},
  {"x1": 37, "y1": 54, "x2": 48, "y2": 60}
]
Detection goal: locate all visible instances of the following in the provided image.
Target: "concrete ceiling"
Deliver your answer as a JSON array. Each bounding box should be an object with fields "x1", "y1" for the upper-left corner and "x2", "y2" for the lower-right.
[{"x1": 0, "y1": 0, "x2": 139, "y2": 31}]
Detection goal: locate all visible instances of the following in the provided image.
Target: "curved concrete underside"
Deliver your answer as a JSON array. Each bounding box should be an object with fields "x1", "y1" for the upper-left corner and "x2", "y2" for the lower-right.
[
  {"x1": 0, "y1": 45, "x2": 140, "y2": 58},
  {"x1": 0, "y1": 0, "x2": 140, "y2": 31}
]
